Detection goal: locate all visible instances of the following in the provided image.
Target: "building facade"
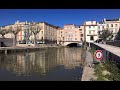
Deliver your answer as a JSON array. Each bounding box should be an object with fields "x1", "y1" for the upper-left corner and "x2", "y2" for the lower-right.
[
  {"x1": 100, "y1": 18, "x2": 120, "y2": 40},
  {"x1": 84, "y1": 21, "x2": 98, "y2": 43},
  {"x1": 57, "y1": 24, "x2": 84, "y2": 45},
  {"x1": 36, "y1": 22, "x2": 59, "y2": 44}
]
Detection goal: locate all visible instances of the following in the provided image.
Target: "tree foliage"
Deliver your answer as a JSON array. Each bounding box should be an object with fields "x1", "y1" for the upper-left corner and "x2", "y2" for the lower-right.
[
  {"x1": 115, "y1": 29, "x2": 120, "y2": 40},
  {"x1": 99, "y1": 29, "x2": 113, "y2": 41},
  {"x1": 0, "y1": 28, "x2": 9, "y2": 38}
]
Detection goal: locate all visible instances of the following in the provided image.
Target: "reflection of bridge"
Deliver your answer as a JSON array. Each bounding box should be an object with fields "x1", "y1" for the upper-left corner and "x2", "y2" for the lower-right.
[{"x1": 61, "y1": 41, "x2": 82, "y2": 46}]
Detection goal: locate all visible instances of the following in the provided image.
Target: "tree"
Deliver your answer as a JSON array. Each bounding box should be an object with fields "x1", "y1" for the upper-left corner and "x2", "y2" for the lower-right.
[
  {"x1": 8, "y1": 25, "x2": 21, "y2": 47},
  {"x1": 99, "y1": 29, "x2": 113, "y2": 41},
  {"x1": 24, "y1": 28, "x2": 32, "y2": 44},
  {"x1": 30, "y1": 24, "x2": 42, "y2": 46},
  {"x1": 115, "y1": 29, "x2": 120, "y2": 40},
  {"x1": 0, "y1": 28, "x2": 9, "y2": 38}
]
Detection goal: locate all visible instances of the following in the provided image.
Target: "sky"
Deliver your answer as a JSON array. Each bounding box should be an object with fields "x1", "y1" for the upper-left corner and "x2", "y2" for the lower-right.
[{"x1": 0, "y1": 9, "x2": 120, "y2": 28}]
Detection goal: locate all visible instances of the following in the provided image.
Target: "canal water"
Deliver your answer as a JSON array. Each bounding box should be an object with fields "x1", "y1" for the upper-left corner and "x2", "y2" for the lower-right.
[{"x1": 0, "y1": 47, "x2": 84, "y2": 81}]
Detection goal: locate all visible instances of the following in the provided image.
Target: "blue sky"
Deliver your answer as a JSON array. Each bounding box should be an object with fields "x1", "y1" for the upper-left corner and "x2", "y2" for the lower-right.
[{"x1": 0, "y1": 9, "x2": 120, "y2": 27}]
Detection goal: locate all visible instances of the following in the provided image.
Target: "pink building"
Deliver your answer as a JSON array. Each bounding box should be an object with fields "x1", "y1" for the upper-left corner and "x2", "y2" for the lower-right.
[{"x1": 57, "y1": 24, "x2": 84, "y2": 45}]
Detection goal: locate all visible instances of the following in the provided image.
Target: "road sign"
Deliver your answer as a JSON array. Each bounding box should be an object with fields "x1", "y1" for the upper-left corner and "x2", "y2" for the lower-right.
[{"x1": 94, "y1": 50, "x2": 103, "y2": 61}]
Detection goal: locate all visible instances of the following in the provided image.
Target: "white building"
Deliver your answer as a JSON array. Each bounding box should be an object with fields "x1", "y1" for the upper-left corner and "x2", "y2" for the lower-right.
[
  {"x1": 84, "y1": 21, "x2": 98, "y2": 43},
  {"x1": 100, "y1": 18, "x2": 120, "y2": 40}
]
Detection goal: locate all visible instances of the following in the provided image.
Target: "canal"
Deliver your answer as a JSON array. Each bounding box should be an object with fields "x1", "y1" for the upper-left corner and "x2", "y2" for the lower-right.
[{"x1": 0, "y1": 47, "x2": 84, "y2": 81}]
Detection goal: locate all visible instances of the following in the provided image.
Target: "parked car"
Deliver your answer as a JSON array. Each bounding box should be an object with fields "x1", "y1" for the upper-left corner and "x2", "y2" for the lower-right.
[{"x1": 36, "y1": 41, "x2": 45, "y2": 44}]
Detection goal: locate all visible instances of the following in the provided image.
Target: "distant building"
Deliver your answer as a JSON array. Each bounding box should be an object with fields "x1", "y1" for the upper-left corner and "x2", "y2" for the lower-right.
[
  {"x1": 36, "y1": 22, "x2": 59, "y2": 44},
  {"x1": 100, "y1": 18, "x2": 120, "y2": 40},
  {"x1": 84, "y1": 21, "x2": 98, "y2": 43},
  {"x1": 57, "y1": 24, "x2": 84, "y2": 45}
]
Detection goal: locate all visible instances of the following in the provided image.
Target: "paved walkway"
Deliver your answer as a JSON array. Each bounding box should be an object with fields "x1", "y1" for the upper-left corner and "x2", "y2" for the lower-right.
[
  {"x1": 81, "y1": 50, "x2": 96, "y2": 81},
  {"x1": 94, "y1": 43, "x2": 120, "y2": 57}
]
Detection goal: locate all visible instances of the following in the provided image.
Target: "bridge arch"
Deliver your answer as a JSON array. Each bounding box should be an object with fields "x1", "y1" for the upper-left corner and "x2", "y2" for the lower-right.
[{"x1": 63, "y1": 41, "x2": 82, "y2": 46}]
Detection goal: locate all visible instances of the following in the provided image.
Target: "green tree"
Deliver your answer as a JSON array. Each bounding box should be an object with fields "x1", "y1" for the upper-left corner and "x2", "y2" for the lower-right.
[
  {"x1": 99, "y1": 29, "x2": 113, "y2": 41},
  {"x1": 115, "y1": 29, "x2": 120, "y2": 40}
]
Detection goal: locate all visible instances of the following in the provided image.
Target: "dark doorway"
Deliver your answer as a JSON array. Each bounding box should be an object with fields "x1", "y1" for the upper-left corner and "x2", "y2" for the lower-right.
[
  {"x1": 0, "y1": 42, "x2": 6, "y2": 47},
  {"x1": 90, "y1": 36, "x2": 94, "y2": 40}
]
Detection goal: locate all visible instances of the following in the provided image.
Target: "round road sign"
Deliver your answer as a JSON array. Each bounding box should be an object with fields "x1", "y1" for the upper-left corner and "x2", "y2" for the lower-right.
[{"x1": 94, "y1": 50, "x2": 103, "y2": 61}]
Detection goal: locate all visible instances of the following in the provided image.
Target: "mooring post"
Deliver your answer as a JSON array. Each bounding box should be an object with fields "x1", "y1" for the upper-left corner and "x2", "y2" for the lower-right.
[{"x1": 5, "y1": 49, "x2": 7, "y2": 55}]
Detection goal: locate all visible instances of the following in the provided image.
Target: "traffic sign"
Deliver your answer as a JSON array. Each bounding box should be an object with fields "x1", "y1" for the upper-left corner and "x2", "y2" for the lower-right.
[{"x1": 94, "y1": 50, "x2": 103, "y2": 61}]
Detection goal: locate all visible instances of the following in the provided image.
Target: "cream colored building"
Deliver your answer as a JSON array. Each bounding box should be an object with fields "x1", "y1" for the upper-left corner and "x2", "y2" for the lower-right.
[
  {"x1": 79, "y1": 25, "x2": 84, "y2": 41},
  {"x1": 84, "y1": 21, "x2": 98, "y2": 43},
  {"x1": 0, "y1": 24, "x2": 14, "y2": 39},
  {"x1": 100, "y1": 18, "x2": 120, "y2": 40},
  {"x1": 36, "y1": 22, "x2": 59, "y2": 44}
]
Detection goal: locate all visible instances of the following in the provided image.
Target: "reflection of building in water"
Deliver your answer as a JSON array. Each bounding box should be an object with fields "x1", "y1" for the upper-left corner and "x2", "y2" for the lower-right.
[
  {"x1": 44, "y1": 48, "x2": 58, "y2": 72},
  {"x1": 0, "y1": 50, "x2": 47, "y2": 76},
  {"x1": 57, "y1": 48, "x2": 82, "y2": 69},
  {"x1": 0, "y1": 48, "x2": 83, "y2": 77}
]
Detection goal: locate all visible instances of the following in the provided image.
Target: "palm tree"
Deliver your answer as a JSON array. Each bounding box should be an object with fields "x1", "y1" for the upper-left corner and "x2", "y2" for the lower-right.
[
  {"x1": 8, "y1": 25, "x2": 21, "y2": 47},
  {"x1": 30, "y1": 24, "x2": 42, "y2": 46}
]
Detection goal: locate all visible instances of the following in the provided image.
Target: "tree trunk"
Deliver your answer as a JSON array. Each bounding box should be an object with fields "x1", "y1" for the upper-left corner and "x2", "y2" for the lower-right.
[
  {"x1": 2, "y1": 35, "x2": 4, "y2": 38},
  {"x1": 34, "y1": 34, "x2": 36, "y2": 46},
  {"x1": 13, "y1": 35, "x2": 16, "y2": 47}
]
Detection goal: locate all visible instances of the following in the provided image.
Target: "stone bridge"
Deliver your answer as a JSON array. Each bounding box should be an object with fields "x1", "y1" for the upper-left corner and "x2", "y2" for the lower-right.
[{"x1": 60, "y1": 41, "x2": 82, "y2": 46}]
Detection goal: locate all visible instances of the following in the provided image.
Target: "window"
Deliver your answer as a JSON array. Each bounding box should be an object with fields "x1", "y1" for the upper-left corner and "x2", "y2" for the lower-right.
[
  {"x1": 75, "y1": 31, "x2": 77, "y2": 33},
  {"x1": 61, "y1": 31, "x2": 62, "y2": 33},
  {"x1": 107, "y1": 24, "x2": 109, "y2": 27},
  {"x1": 90, "y1": 36, "x2": 94, "y2": 40},
  {"x1": 75, "y1": 38, "x2": 77, "y2": 40},
  {"x1": 111, "y1": 24, "x2": 113, "y2": 27},
  {"x1": 75, "y1": 35, "x2": 76, "y2": 36},
  {"x1": 115, "y1": 24, "x2": 118, "y2": 27},
  {"x1": 81, "y1": 34, "x2": 83, "y2": 37},
  {"x1": 69, "y1": 35, "x2": 70, "y2": 37},
  {"x1": 61, "y1": 35, "x2": 62, "y2": 37},
  {"x1": 93, "y1": 31, "x2": 95, "y2": 34},
  {"x1": 79, "y1": 29, "x2": 82, "y2": 31},
  {"x1": 41, "y1": 31, "x2": 43, "y2": 34},
  {"x1": 103, "y1": 26, "x2": 104, "y2": 29},
  {"x1": 89, "y1": 31, "x2": 91, "y2": 34},
  {"x1": 89, "y1": 26, "x2": 91, "y2": 28},
  {"x1": 98, "y1": 26, "x2": 100, "y2": 29}
]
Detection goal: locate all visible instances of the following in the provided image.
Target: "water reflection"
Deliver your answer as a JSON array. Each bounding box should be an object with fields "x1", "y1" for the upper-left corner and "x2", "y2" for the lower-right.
[{"x1": 0, "y1": 47, "x2": 84, "y2": 81}]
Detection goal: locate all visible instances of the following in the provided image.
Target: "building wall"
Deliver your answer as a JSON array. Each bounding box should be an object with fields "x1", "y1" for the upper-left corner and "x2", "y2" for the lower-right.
[
  {"x1": 63, "y1": 24, "x2": 81, "y2": 42},
  {"x1": 101, "y1": 18, "x2": 120, "y2": 39},
  {"x1": 84, "y1": 21, "x2": 98, "y2": 42},
  {"x1": 36, "y1": 22, "x2": 58, "y2": 44},
  {"x1": 79, "y1": 25, "x2": 84, "y2": 41}
]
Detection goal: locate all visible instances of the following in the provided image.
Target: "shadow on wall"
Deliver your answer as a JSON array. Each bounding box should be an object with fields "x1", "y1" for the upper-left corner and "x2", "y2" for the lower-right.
[
  {"x1": 0, "y1": 42, "x2": 7, "y2": 47},
  {"x1": 0, "y1": 38, "x2": 13, "y2": 47}
]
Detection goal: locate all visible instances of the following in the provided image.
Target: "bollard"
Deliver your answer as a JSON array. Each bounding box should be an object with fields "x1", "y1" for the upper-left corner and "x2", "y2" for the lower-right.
[{"x1": 5, "y1": 49, "x2": 7, "y2": 55}]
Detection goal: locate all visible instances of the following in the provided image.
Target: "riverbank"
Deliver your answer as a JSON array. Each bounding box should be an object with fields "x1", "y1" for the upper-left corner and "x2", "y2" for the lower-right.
[
  {"x1": 81, "y1": 48, "x2": 97, "y2": 81},
  {"x1": 0, "y1": 44, "x2": 64, "y2": 54}
]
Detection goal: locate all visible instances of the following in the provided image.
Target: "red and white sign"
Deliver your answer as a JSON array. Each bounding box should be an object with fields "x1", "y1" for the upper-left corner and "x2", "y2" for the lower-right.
[{"x1": 94, "y1": 50, "x2": 103, "y2": 61}]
